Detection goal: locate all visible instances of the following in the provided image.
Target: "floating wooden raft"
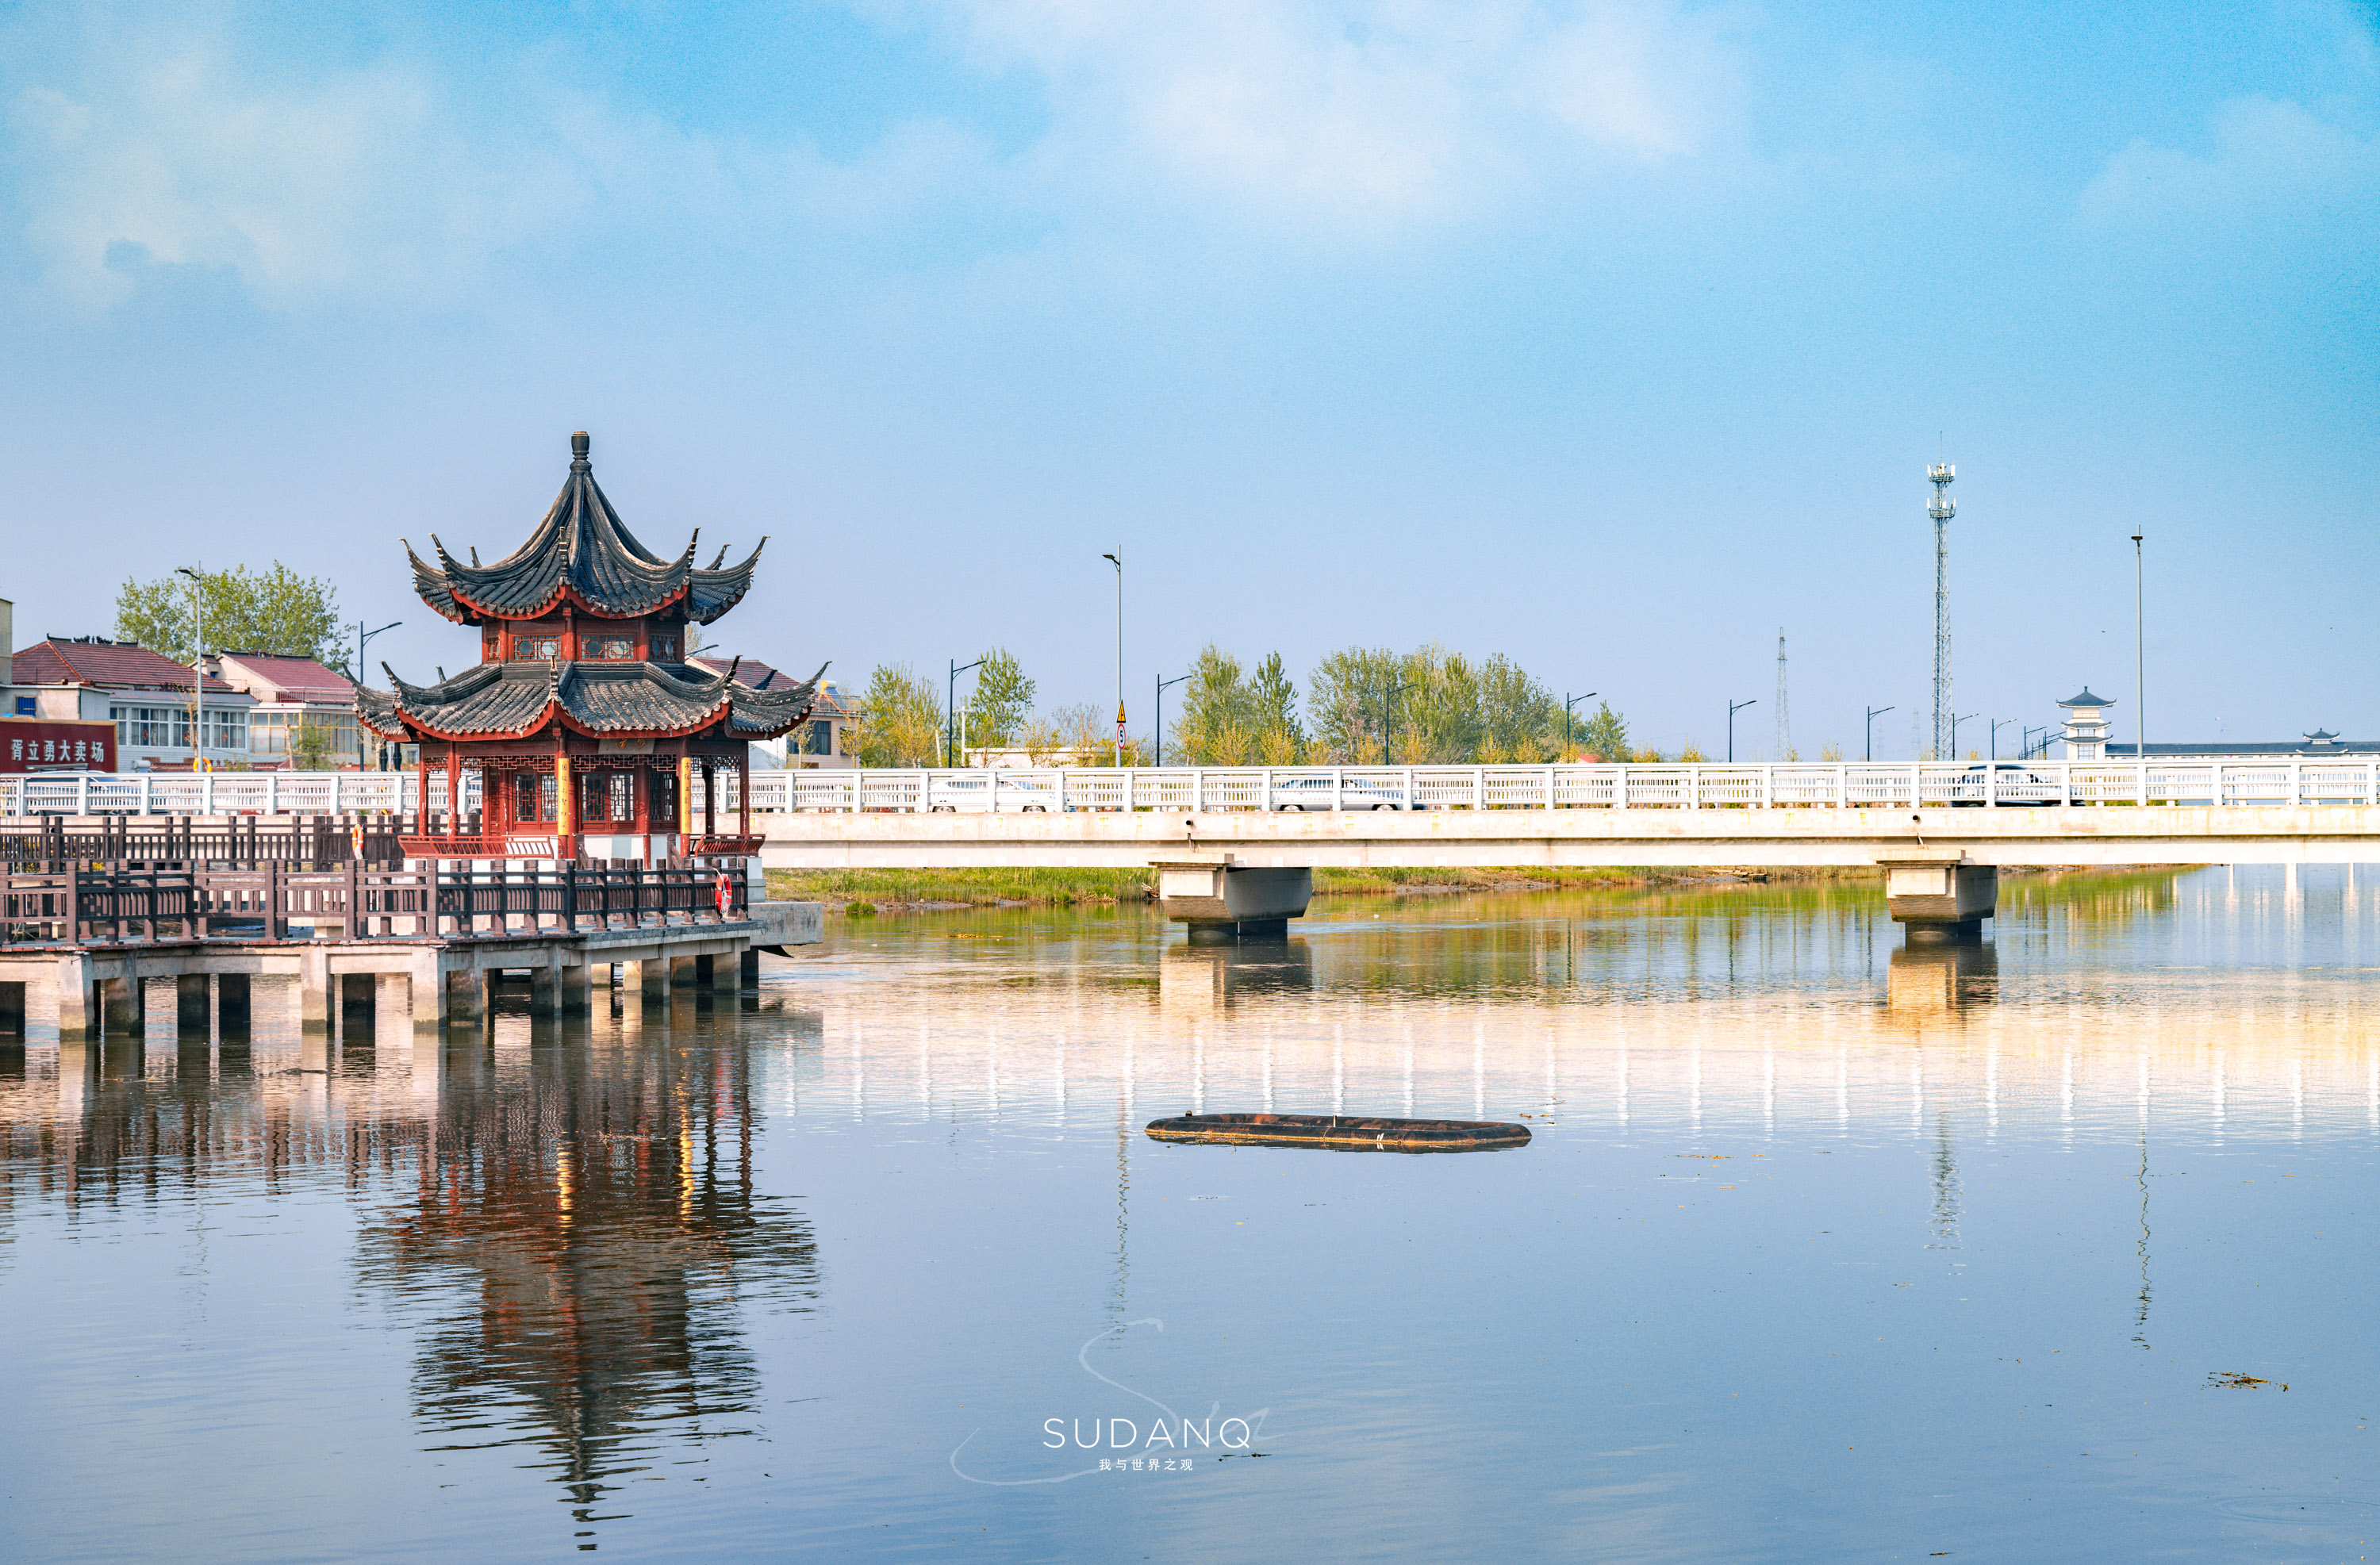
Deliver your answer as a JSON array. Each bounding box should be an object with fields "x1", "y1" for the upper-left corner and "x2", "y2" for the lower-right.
[{"x1": 1143, "y1": 1112, "x2": 1531, "y2": 1153}]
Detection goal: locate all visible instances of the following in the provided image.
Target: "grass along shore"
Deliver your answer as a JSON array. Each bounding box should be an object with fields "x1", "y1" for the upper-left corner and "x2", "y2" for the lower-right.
[{"x1": 766, "y1": 863, "x2": 1878, "y2": 915}]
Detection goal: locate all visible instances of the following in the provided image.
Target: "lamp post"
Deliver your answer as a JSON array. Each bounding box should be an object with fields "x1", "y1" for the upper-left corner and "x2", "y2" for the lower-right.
[
  {"x1": 1564, "y1": 692, "x2": 1598, "y2": 758},
  {"x1": 1865, "y1": 704, "x2": 1894, "y2": 763},
  {"x1": 2132, "y1": 529, "x2": 2145, "y2": 761},
  {"x1": 1157, "y1": 672, "x2": 1190, "y2": 765},
  {"x1": 1951, "y1": 712, "x2": 1980, "y2": 762},
  {"x1": 175, "y1": 566, "x2": 205, "y2": 770},
  {"x1": 1989, "y1": 717, "x2": 2015, "y2": 762},
  {"x1": 354, "y1": 619, "x2": 401, "y2": 767},
  {"x1": 1100, "y1": 550, "x2": 1124, "y2": 767},
  {"x1": 1727, "y1": 698, "x2": 1757, "y2": 763},
  {"x1": 946, "y1": 657, "x2": 982, "y2": 769}
]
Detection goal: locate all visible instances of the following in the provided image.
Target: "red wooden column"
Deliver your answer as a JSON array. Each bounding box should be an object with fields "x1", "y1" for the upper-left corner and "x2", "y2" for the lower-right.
[
  {"x1": 703, "y1": 761, "x2": 716, "y2": 840},
  {"x1": 738, "y1": 752, "x2": 749, "y2": 842},
  {"x1": 444, "y1": 747, "x2": 458, "y2": 841},
  {"x1": 416, "y1": 752, "x2": 430, "y2": 841}
]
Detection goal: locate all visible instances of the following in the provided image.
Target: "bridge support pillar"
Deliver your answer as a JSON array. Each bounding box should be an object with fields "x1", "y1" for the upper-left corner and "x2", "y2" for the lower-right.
[
  {"x1": 1878, "y1": 853, "x2": 1997, "y2": 944},
  {"x1": 176, "y1": 974, "x2": 212, "y2": 1040},
  {"x1": 1154, "y1": 859, "x2": 1314, "y2": 944}
]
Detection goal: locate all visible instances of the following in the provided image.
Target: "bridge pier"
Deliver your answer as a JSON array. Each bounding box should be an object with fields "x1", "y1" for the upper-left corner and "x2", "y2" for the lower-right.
[
  {"x1": 1154, "y1": 858, "x2": 1314, "y2": 943},
  {"x1": 1878, "y1": 853, "x2": 1998, "y2": 944}
]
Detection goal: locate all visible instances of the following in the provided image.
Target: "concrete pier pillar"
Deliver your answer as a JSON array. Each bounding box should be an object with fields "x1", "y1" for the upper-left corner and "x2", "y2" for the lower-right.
[
  {"x1": 0, "y1": 981, "x2": 25, "y2": 1041},
  {"x1": 1878, "y1": 854, "x2": 1998, "y2": 944},
  {"x1": 631, "y1": 959, "x2": 668, "y2": 1007},
  {"x1": 739, "y1": 948, "x2": 760, "y2": 989},
  {"x1": 670, "y1": 955, "x2": 699, "y2": 990},
  {"x1": 55, "y1": 957, "x2": 93, "y2": 1044},
  {"x1": 218, "y1": 974, "x2": 251, "y2": 1041},
  {"x1": 410, "y1": 955, "x2": 447, "y2": 1041},
  {"x1": 443, "y1": 968, "x2": 482, "y2": 1026},
  {"x1": 528, "y1": 965, "x2": 558, "y2": 1018},
  {"x1": 704, "y1": 953, "x2": 739, "y2": 995},
  {"x1": 1154, "y1": 860, "x2": 1314, "y2": 943},
  {"x1": 298, "y1": 947, "x2": 332, "y2": 1034},
  {"x1": 557, "y1": 960, "x2": 591, "y2": 1017},
  {"x1": 176, "y1": 974, "x2": 211, "y2": 1040}
]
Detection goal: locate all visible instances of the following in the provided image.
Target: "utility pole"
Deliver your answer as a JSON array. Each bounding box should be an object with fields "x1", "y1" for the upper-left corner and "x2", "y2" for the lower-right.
[
  {"x1": 1865, "y1": 704, "x2": 1894, "y2": 763},
  {"x1": 1990, "y1": 717, "x2": 2015, "y2": 761},
  {"x1": 354, "y1": 619, "x2": 401, "y2": 768},
  {"x1": 1775, "y1": 630, "x2": 1791, "y2": 761},
  {"x1": 1929, "y1": 459, "x2": 1956, "y2": 760}
]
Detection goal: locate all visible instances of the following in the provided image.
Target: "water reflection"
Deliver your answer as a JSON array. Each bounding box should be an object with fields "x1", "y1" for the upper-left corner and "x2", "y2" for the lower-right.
[{"x1": 355, "y1": 1026, "x2": 819, "y2": 1525}]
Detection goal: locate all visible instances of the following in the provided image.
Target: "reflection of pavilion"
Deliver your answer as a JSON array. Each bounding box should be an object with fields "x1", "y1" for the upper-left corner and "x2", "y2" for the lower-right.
[{"x1": 357, "y1": 1035, "x2": 816, "y2": 1522}]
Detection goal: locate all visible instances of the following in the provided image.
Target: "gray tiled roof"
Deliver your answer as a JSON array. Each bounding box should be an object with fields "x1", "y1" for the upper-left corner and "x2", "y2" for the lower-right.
[
  {"x1": 359, "y1": 656, "x2": 820, "y2": 741},
  {"x1": 404, "y1": 432, "x2": 762, "y2": 625}
]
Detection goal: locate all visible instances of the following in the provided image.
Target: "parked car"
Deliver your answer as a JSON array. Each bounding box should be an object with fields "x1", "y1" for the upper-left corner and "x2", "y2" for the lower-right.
[
  {"x1": 1946, "y1": 763, "x2": 2072, "y2": 806},
  {"x1": 1269, "y1": 775, "x2": 1411, "y2": 811},
  {"x1": 923, "y1": 773, "x2": 1064, "y2": 813}
]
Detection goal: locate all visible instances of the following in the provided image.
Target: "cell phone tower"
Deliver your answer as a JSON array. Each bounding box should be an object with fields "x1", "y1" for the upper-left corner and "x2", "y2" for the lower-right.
[
  {"x1": 1775, "y1": 628, "x2": 1791, "y2": 761},
  {"x1": 1928, "y1": 458, "x2": 1956, "y2": 760}
]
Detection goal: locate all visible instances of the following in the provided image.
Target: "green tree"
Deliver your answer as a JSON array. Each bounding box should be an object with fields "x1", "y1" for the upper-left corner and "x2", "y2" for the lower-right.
[
  {"x1": 968, "y1": 648, "x2": 1035, "y2": 748},
  {"x1": 290, "y1": 717, "x2": 344, "y2": 770},
  {"x1": 1249, "y1": 652, "x2": 1302, "y2": 750},
  {"x1": 847, "y1": 665, "x2": 943, "y2": 768},
  {"x1": 116, "y1": 562, "x2": 342, "y2": 666},
  {"x1": 1578, "y1": 702, "x2": 1630, "y2": 762}
]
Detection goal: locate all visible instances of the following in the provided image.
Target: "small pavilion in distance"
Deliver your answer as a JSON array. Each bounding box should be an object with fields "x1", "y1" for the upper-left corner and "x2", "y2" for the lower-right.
[{"x1": 360, "y1": 431, "x2": 820, "y2": 865}]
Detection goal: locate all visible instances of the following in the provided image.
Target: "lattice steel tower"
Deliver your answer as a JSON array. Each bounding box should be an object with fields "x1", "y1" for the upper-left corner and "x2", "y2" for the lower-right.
[{"x1": 1928, "y1": 460, "x2": 1956, "y2": 759}]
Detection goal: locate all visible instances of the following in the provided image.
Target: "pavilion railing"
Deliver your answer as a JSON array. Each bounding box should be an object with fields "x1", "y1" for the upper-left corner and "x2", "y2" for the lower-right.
[{"x1": 0, "y1": 861, "x2": 748, "y2": 946}]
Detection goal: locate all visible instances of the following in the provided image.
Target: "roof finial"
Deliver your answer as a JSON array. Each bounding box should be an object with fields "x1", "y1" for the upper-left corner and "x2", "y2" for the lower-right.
[{"x1": 570, "y1": 430, "x2": 591, "y2": 471}]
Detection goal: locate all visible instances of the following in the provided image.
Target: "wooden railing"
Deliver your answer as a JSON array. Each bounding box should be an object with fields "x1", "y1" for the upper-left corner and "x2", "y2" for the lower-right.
[
  {"x1": 0, "y1": 861, "x2": 748, "y2": 946},
  {"x1": 0, "y1": 812, "x2": 413, "y2": 866}
]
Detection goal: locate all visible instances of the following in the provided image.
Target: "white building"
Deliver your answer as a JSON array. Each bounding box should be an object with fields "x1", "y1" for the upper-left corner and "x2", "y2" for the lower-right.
[{"x1": 9, "y1": 636, "x2": 254, "y2": 770}]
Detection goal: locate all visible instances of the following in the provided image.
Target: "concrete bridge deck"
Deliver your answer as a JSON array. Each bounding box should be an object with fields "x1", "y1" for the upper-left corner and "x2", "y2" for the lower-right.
[{"x1": 758, "y1": 804, "x2": 2380, "y2": 870}]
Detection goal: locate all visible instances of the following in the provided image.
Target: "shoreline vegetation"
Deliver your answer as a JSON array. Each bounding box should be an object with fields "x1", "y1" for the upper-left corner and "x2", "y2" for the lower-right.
[{"x1": 772, "y1": 863, "x2": 1893, "y2": 915}]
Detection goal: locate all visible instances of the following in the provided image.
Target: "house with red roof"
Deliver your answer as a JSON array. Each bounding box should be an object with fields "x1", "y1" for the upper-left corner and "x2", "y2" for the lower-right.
[
  {"x1": 9, "y1": 636, "x2": 255, "y2": 769},
  {"x1": 214, "y1": 652, "x2": 365, "y2": 768}
]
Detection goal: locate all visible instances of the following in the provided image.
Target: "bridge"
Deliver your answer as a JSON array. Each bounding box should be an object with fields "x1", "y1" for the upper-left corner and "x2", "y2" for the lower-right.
[{"x1": 14, "y1": 761, "x2": 2380, "y2": 941}]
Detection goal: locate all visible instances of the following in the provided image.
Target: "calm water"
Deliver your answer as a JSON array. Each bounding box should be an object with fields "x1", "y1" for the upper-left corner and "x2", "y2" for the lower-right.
[{"x1": 5, "y1": 866, "x2": 2380, "y2": 1561}]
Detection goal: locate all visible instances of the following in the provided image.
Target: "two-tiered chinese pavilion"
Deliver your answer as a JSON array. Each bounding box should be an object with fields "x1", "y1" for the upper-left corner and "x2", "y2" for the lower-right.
[{"x1": 359, "y1": 432, "x2": 820, "y2": 864}]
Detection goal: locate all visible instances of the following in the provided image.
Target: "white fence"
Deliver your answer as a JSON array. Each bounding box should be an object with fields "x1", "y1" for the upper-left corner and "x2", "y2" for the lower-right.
[{"x1": 10, "y1": 761, "x2": 2380, "y2": 818}]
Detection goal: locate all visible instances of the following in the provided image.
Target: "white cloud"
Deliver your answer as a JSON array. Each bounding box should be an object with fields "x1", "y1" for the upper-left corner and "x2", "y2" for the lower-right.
[
  {"x1": 887, "y1": 0, "x2": 1742, "y2": 228},
  {"x1": 2081, "y1": 95, "x2": 2380, "y2": 223}
]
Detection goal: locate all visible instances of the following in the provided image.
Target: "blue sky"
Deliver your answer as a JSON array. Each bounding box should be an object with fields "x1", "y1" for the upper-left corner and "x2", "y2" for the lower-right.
[{"x1": 1, "y1": 0, "x2": 2374, "y2": 758}]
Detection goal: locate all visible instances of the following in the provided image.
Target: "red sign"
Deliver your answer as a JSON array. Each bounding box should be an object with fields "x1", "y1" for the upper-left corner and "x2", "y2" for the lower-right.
[{"x1": 0, "y1": 718, "x2": 117, "y2": 773}]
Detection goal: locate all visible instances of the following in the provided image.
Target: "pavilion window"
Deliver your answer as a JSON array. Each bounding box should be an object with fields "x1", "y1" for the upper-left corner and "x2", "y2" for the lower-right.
[
  {"x1": 651, "y1": 769, "x2": 678, "y2": 824},
  {"x1": 584, "y1": 635, "x2": 635, "y2": 661},
  {"x1": 651, "y1": 633, "x2": 680, "y2": 661},
  {"x1": 511, "y1": 635, "x2": 559, "y2": 661}
]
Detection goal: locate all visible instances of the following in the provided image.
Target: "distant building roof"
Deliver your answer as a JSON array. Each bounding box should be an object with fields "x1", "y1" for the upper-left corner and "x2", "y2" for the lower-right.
[
  {"x1": 215, "y1": 652, "x2": 355, "y2": 704},
  {"x1": 14, "y1": 637, "x2": 238, "y2": 694},
  {"x1": 2058, "y1": 689, "x2": 2113, "y2": 708}
]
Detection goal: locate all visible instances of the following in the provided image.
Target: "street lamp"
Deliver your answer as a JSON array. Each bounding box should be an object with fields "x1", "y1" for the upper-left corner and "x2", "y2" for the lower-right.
[
  {"x1": 1100, "y1": 550, "x2": 1124, "y2": 767},
  {"x1": 1156, "y1": 671, "x2": 1190, "y2": 765},
  {"x1": 1989, "y1": 717, "x2": 2015, "y2": 762},
  {"x1": 1727, "y1": 698, "x2": 1757, "y2": 763},
  {"x1": 1564, "y1": 692, "x2": 1598, "y2": 758},
  {"x1": 354, "y1": 619, "x2": 401, "y2": 767},
  {"x1": 946, "y1": 657, "x2": 982, "y2": 769},
  {"x1": 1950, "y1": 712, "x2": 1980, "y2": 761},
  {"x1": 1865, "y1": 704, "x2": 1894, "y2": 763},
  {"x1": 2132, "y1": 529, "x2": 2145, "y2": 761},
  {"x1": 176, "y1": 566, "x2": 205, "y2": 770}
]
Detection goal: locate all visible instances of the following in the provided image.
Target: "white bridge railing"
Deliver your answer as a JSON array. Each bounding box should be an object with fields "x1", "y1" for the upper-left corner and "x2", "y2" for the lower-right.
[{"x1": 10, "y1": 761, "x2": 2380, "y2": 818}]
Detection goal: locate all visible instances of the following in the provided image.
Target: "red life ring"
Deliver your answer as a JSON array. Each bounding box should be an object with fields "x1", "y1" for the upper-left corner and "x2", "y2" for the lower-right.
[{"x1": 716, "y1": 870, "x2": 734, "y2": 916}]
